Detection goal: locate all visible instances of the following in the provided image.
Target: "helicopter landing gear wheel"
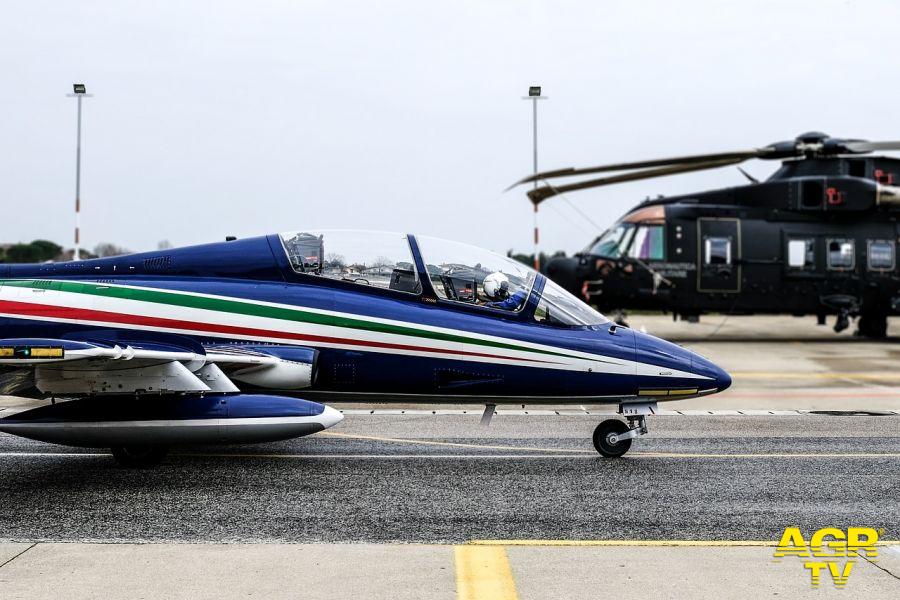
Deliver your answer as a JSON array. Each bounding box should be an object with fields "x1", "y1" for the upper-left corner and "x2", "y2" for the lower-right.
[
  {"x1": 593, "y1": 420, "x2": 631, "y2": 457},
  {"x1": 857, "y1": 313, "x2": 888, "y2": 339},
  {"x1": 110, "y1": 445, "x2": 169, "y2": 468}
]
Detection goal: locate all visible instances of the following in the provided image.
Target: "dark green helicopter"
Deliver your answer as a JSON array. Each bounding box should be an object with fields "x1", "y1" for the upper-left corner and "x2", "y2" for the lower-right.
[{"x1": 510, "y1": 132, "x2": 900, "y2": 338}]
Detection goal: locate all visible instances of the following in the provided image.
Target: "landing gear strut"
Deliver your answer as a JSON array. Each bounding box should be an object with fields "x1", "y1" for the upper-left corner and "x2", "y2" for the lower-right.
[
  {"x1": 110, "y1": 445, "x2": 169, "y2": 468},
  {"x1": 592, "y1": 402, "x2": 655, "y2": 458}
]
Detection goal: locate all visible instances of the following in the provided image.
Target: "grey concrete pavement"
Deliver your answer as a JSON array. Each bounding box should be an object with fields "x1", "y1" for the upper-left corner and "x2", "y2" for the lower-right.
[{"x1": 0, "y1": 543, "x2": 897, "y2": 600}]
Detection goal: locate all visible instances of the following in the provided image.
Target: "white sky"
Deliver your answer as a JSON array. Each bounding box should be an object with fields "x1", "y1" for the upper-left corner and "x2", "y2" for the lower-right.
[{"x1": 2, "y1": 0, "x2": 899, "y2": 257}]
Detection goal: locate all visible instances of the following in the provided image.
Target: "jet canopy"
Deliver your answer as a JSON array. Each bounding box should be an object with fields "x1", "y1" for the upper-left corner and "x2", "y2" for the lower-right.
[{"x1": 278, "y1": 230, "x2": 608, "y2": 326}]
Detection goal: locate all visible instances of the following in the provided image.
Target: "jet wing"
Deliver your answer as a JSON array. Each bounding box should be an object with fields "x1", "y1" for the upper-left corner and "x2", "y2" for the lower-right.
[{"x1": 0, "y1": 338, "x2": 316, "y2": 396}]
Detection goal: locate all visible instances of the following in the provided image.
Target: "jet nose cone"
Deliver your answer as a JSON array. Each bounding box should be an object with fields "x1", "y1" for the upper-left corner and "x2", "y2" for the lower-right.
[
  {"x1": 691, "y1": 353, "x2": 732, "y2": 393},
  {"x1": 319, "y1": 405, "x2": 344, "y2": 429}
]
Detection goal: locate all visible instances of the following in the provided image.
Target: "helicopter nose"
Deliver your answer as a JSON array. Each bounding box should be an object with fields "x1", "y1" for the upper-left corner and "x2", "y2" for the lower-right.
[{"x1": 691, "y1": 352, "x2": 732, "y2": 393}]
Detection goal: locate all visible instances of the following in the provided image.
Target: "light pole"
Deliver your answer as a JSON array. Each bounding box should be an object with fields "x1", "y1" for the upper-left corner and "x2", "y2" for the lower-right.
[
  {"x1": 67, "y1": 83, "x2": 91, "y2": 260},
  {"x1": 523, "y1": 86, "x2": 546, "y2": 271}
]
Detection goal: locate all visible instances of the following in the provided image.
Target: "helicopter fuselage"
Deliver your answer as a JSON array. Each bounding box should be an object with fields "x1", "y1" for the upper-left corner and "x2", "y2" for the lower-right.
[{"x1": 547, "y1": 156, "x2": 900, "y2": 337}]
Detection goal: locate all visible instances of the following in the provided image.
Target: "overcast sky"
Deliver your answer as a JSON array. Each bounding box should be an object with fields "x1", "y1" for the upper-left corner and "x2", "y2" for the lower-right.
[{"x1": 2, "y1": 0, "x2": 898, "y2": 257}]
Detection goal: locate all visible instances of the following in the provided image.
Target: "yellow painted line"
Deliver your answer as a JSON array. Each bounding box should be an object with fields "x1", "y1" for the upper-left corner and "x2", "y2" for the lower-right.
[
  {"x1": 469, "y1": 540, "x2": 900, "y2": 547},
  {"x1": 732, "y1": 371, "x2": 900, "y2": 380},
  {"x1": 319, "y1": 431, "x2": 594, "y2": 454},
  {"x1": 454, "y1": 545, "x2": 518, "y2": 600}
]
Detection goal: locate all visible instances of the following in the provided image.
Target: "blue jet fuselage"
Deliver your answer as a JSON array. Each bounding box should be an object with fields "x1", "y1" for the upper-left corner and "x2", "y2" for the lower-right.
[{"x1": 0, "y1": 233, "x2": 730, "y2": 404}]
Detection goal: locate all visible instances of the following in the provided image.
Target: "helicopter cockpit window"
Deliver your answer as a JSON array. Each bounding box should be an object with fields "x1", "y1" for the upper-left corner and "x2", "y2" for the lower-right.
[
  {"x1": 867, "y1": 240, "x2": 894, "y2": 271},
  {"x1": 587, "y1": 224, "x2": 633, "y2": 258},
  {"x1": 787, "y1": 239, "x2": 815, "y2": 269},
  {"x1": 827, "y1": 239, "x2": 855, "y2": 270},
  {"x1": 704, "y1": 237, "x2": 731, "y2": 265},
  {"x1": 279, "y1": 230, "x2": 421, "y2": 294},
  {"x1": 627, "y1": 225, "x2": 665, "y2": 261},
  {"x1": 534, "y1": 278, "x2": 610, "y2": 327},
  {"x1": 415, "y1": 235, "x2": 536, "y2": 312}
]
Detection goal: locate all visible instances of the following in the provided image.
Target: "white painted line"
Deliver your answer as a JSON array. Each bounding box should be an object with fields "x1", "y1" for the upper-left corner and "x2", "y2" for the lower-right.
[
  {"x1": 333, "y1": 409, "x2": 863, "y2": 416},
  {"x1": 2, "y1": 451, "x2": 900, "y2": 460}
]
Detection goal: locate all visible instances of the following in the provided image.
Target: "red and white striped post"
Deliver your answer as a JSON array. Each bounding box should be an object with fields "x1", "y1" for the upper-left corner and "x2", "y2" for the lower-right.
[{"x1": 67, "y1": 84, "x2": 91, "y2": 261}]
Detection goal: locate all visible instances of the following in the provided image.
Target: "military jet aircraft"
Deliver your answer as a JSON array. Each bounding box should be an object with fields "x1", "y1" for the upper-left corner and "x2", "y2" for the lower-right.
[{"x1": 0, "y1": 230, "x2": 731, "y2": 466}]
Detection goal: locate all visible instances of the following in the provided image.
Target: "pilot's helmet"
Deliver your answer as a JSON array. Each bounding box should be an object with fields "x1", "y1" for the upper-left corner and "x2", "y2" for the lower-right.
[{"x1": 483, "y1": 272, "x2": 510, "y2": 300}]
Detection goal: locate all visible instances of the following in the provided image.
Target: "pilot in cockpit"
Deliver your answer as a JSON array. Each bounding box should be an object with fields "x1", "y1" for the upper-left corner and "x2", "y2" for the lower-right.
[{"x1": 482, "y1": 272, "x2": 527, "y2": 311}]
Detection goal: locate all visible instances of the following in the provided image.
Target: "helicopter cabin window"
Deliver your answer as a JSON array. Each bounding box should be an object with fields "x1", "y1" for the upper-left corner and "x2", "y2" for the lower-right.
[
  {"x1": 627, "y1": 225, "x2": 665, "y2": 261},
  {"x1": 279, "y1": 230, "x2": 421, "y2": 294},
  {"x1": 827, "y1": 239, "x2": 855, "y2": 270},
  {"x1": 534, "y1": 278, "x2": 610, "y2": 327},
  {"x1": 703, "y1": 237, "x2": 731, "y2": 265},
  {"x1": 787, "y1": 239, "x2": 815, "y2": 269},
  {"x1": 415, "y1": 235, "x2": 536, "y2": 312},
  {"x1": 867, "y1": 240, "x2": 895, "y2": 271}
]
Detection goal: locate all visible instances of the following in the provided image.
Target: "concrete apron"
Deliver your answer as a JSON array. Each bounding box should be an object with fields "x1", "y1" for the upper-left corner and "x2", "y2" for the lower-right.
[{"x1": 0, "y1": 542, "x2": 898, "y2": 600}]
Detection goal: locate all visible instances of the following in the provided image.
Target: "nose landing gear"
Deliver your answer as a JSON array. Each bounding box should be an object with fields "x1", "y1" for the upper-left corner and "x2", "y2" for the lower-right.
[{"x1": 592, "y1": 402, "x2": 656, "y2": 458}]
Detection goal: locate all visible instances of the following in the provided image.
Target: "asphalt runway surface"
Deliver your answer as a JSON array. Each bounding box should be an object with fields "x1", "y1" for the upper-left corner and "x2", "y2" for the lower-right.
[{"x1": 1, "y1": 413, "x2": 898, "y2": 544}]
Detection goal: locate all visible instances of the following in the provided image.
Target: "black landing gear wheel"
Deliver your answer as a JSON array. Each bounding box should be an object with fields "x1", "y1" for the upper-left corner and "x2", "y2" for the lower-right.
[
  {"x1": 110, "y1": 445, "x2": 169, "y2": 468},
  {"x1": 856, "y1": 313, "x2": 888, "y2": 339},
  {"x1": 592, "y1": 419, "x2": 632, "y2": 458}
]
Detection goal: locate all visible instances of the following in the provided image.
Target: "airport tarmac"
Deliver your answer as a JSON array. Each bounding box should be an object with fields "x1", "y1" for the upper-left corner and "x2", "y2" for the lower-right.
[{"x1": 1, "y1": 315, "x2": 899, "y2": 598}]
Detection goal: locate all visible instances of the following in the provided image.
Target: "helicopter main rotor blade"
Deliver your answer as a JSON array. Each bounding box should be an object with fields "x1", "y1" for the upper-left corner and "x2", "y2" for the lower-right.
[
  {"x1": 508, "y1": 149, "x2": 763, "y2": 190},
  {"x1": 526, "y1": 157, "x2": 746, "y2": 205},
  {"x1": 842, "y1": 141, "x2": 900, "y2": 153}
]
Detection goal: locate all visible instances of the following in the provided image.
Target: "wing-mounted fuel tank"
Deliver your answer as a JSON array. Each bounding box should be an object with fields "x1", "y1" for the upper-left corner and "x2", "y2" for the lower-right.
[{"x1": 0, "y1": 393, "x2": 343, "y2": 447}]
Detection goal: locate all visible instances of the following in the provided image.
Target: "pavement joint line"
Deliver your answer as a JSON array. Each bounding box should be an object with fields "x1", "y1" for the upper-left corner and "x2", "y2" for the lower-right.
[
  {"x1": 861, "y1": 551, "x2": 900, "y2": 581},
  {"x1": 454, "y1": 545, "x2": 518, "y2": 600},
  {"x1": 0, "y1": 542, "x2": 36, "y2": 570}
]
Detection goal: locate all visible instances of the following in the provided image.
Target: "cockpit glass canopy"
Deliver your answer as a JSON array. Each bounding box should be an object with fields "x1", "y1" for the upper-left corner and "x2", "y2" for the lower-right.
[
  {"x1": 534, "y1": 278, "x2": 610, "y2": 326},
  {"x1": 279, "y1": 230, "x2": 422, "y2": 294},
  {"x1": 415, "y1": 235, "x2": 536, "y2": 311},
  {"x1": 278, "y1": 230, "x2": 610, "y2": 325}
]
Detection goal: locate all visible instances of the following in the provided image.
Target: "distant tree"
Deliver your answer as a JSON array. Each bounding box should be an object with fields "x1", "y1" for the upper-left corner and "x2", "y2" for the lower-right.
[
  {"x1": 31, "y1": 240, "x2": 63, "y2": 261},
  {"x1": 157, "y1": 240, "x2": 173, "y2": 250},
  {"x1": 325, "y1": 253, "x2": 346, "y2": 269},
  {"x1": 94, "y1": 243, "x2": 131, "y2": 258},
  {"x1": 3, "y1": 240, "x2": 63, "y2": 263}
]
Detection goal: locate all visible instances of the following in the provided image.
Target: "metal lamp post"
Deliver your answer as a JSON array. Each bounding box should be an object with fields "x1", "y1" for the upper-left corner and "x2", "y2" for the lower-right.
[{"x1": 67, "y1": 83, "x2": 91, "y2": 260}]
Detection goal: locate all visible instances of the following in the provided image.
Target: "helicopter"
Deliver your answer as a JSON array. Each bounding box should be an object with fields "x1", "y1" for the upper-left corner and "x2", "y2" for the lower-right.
[{"x1": 511, "y1": 132, "x2": 900, "y2": 338}]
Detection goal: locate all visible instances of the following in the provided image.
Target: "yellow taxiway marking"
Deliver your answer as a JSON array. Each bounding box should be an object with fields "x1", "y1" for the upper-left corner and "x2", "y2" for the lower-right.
[
  {"x1": 454, "y1": 545, "x2": 519, "y2": 600},
  {"x1": 469, "y1": 540, "x2": 900, "y2": 547},
  {"x1": 319, "y1": 431, "x2": 595, "y2": 454}
]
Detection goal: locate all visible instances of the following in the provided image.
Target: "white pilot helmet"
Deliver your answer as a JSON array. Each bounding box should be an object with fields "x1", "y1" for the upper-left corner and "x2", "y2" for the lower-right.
[{"x1": 483, "y1": 272, "x2": 510, "y2": 300}]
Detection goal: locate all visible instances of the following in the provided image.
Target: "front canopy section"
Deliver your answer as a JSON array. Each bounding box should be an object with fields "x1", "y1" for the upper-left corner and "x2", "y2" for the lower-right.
[{"x1": 415, "y1": 235, "x2": 537, "y2": 312}]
